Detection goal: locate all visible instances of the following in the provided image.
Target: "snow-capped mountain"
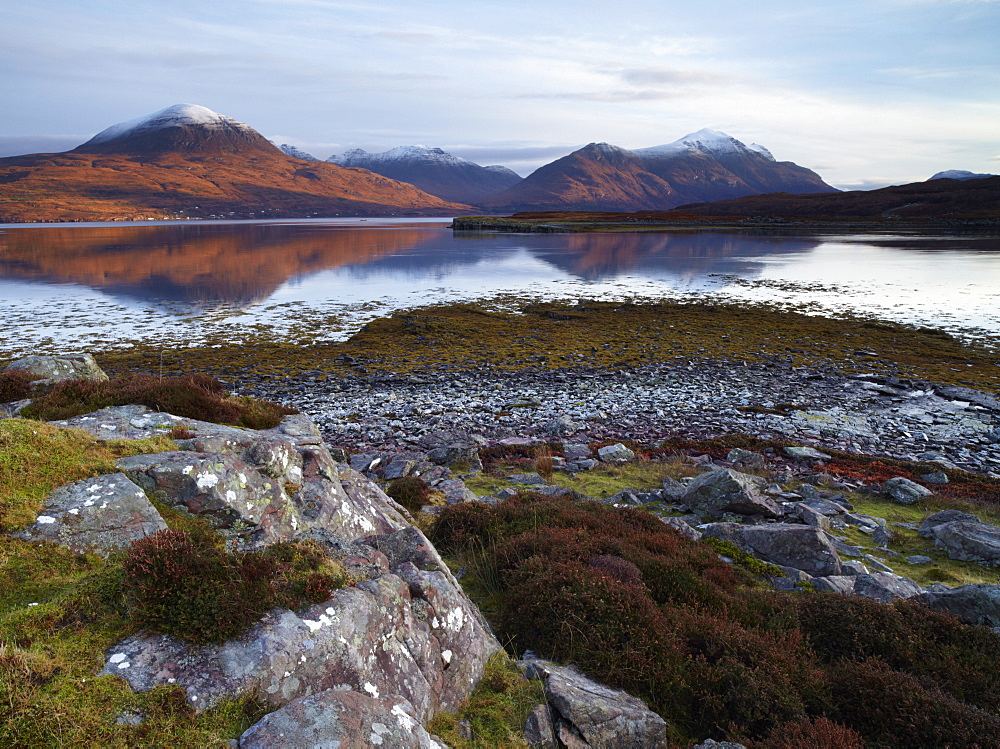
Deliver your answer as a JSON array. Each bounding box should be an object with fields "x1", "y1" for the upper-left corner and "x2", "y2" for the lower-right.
[
  {"x1": 278, "y1": 144, "x2": 319, "y2": 161},
  {"x1": 75, "y1": 103, "x2": 281, "y2": 156},
  {"x1": 928, "y1": 169, "x2": 996, "y2": 181},
  {"x1": 328, "y1": 145, "x2": 521, "y2": 203},
  {"x1": 482, "y1": 130, "x2": 836, "y2": 212}
]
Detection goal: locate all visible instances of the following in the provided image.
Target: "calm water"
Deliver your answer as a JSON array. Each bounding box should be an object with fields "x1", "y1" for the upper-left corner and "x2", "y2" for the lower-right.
[{"x1": 1, "y1": 218, "x2": 999, "y2": 356}]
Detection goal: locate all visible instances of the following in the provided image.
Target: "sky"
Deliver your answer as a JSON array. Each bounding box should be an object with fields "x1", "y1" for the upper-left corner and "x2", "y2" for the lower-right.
[{"x1": 1, "y1": 0, "x2": 998, "y2": 189}]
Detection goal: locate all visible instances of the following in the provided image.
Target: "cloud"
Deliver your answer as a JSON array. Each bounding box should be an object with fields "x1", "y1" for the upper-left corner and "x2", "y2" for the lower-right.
[
  {"x1": 518, "y1": 90, "x2": 688, "y2": 102},
  {"x1": 613, "y1": 67, "x2": 744, "y2": 87}
]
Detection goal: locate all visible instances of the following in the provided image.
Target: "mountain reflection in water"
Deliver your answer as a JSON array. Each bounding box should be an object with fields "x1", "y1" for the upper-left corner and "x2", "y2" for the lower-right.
[{"x1": 0, "y1": 220, "x2": 826, "y2": 312}]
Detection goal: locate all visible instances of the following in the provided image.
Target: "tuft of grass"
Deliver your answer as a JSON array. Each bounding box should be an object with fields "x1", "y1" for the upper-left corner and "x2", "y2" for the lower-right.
[
  {"x1": 20, "y1": 373, "x2": 297, "y2": 429},
  {"x1": 386, "y1": 476, "x2": 432, "y2": 515},
  {"x1": 0, "y1": 418, "x2": 176, "y2": 532},
  {"x1": 426, "y1": 652, "x2": 544, "y2": 748}
]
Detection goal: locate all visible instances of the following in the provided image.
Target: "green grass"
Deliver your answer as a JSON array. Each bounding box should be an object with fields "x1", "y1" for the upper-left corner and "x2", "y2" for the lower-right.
[{"x1": 426, "y1": 652, "x2": 545, "y2": 748}]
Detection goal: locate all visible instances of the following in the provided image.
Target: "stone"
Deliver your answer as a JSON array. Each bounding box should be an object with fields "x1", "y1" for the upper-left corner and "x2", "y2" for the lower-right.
[
  {"x1": 520, "y1": 659, "x2": 668, "y2": 748},
  {"x1": 812, "y1": 576, "x2": 857, "y2": 595},
  {"x1": 803, "y1": 497, "x2": 849, "y2": 516},
  {"x1": 701, "y1": 522, "x2": 843, "y2": 577},
  {"x1": 726, "y1": 448, "x2": 766, "y2": 468},
  {"x1": 918, "y1": 584, "x2": 1000, "y2": 627},
  {"x1": 381, "y1": 458, "x2": 417, "y2": 480},
  {"x1": 439, "y1": 478, "x2": 480, "y2": 505},
  {"x1": 921, "y1": 516, "x2": 1000, "y2": 565},
  {"x1": 789, "y1": 502, "x2": 831, "y2": 530},
  {"x1": 840, "y1": 560, "x2": 870, "y2": 576},
  {"x1": 543, "y1": 416, "x2": 578, "y2": 436},
  {"x1": 597, "y1": 443, "x2": 636, "y2": 463},
  {"x1": 862, "y1": 554, "x2": 894, "y2": 573},
  {"x1": 507, "y1": 473, "x2": 548, "y2": 485},
  {"x1": 919, "y1": 510, "x2": 981, "y2": 536},
  {"x1": 883, "y1": 476, "x2": 933, "y2": 505},
  {"x1": 681, "y1": 469, "x2": 782, "y2": 519},
  {"x1": 524, "y1": 704, "x2": 558, "y2": 748},
  {"x1": 692, "y1": 740, "x2": 747, "y2": 749},
  {"x1": 921, "y1": 471, "x2": 949, "y2": 485},
  {"x1": 15, "y1": 473, "x2": 166, "y2": 557},
  {"x1": 182, "y1": 432, "x2": 303, "y2": 486},
  {"x1": 564, "y1": 443, "x2": 592, "y2": 460},
  {"x1": 239, "y1": 689, "x2": 445, "y2": 749},
  {"x1": 4, "y1": 353, "x2": 108, "y2": 391},
  {"x1": 852, "y1": 572, "x2": 923, "y2": 603},
  {"x1": 782, "y1": 446, "x2": 831, "y2": 462},
  {"x1": 872, "y1": 525, "x2": 894, "y2": 547},
  {"x1": 906, "y1": 555, "x2": 933, "y2": 565},
  {"x1": 660, "y1": 516, "x2": 703, "y2": 542},
  {"x1": 661, "y1": 476, "x2": 686, "y2": 499}
]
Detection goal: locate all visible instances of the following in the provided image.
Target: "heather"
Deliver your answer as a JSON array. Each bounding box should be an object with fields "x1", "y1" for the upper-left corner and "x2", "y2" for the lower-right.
[{"x1": 431, "y1": 492, "x2": 1000, "y2": 745}]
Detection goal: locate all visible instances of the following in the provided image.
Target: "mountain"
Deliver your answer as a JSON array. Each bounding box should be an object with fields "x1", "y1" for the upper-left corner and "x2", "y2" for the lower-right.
[
  {"x1": 278, "y1": 144, "x2": 319, "y2": 161},
  {"x1": 929, "y1": 169, "x2": 996, "y2": 181},
  {"x1": 481, "y1": 129, "x2": 837, "y2": 212},
  {"x1": 667, "y1": 174, "x2": 1000, "y2": 222},
  {"x1": 328, "y1": 146, "x2": 522, "y2": 203},
  {"x1": 0, "y1": 104, "x2": 469, "y2": 223}
]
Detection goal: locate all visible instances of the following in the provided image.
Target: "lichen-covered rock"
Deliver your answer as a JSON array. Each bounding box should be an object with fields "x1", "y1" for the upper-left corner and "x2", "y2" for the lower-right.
[
  {"x1": 520, "y1": 659, "x2": 668, "y2": 748},
  {"x1": 52, "y1": 404, "x2": 248, "y2": 442},
  {"x1": 181, "y1": 432, "x2": 303, "y2": 486},
  {"x1": 597, "y1": 443, "x2": 636, "y2": 464},
  {"x1": 701, "y1": 522, "x2": 843, "y2": 577},
  {"x1": 524, "y1": 703, "x2": 558, "y2": 748},
  {"x1": 100, "y1": 561, "x2": 500, "y2": 719},
  {"x1": 883, "y1": 476, "x2": 933, "y2": 505},
  {"x1": 918, "y1": 584, "x2": 1000, "y2": 627},
  {"x1": 14, "y1": 473, "x2": 166, "y2": 557},
  {"x1": 116, "y1": 451, "x2": 299, "y2": 544},
  {"x1": 682, "y1": 469, "x2": 782, "y2": 519},
  {"x1": 726, "y1": 448, "x2": 766, "y2": 468},
  {"x1": 918, "y1": 511, "x2": 1000, "y2": 565},
  {"x1": 239, "y1": 689, "x2": 446, "y2": 749},
  {"x1": 782, "y1": 446, "x2": 831, "y2": 462},
  {"x1": 851, "y1": 572, "x2": 923, "y2": 603},
  {"x1": 4, "y1": 353, "x2": 108, "y2": 391}
]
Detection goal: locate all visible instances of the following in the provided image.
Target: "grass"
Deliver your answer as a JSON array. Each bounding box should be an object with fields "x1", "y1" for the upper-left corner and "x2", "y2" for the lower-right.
[{"x1": 426, "y1": 652, "x2": 545, "y2": 748}]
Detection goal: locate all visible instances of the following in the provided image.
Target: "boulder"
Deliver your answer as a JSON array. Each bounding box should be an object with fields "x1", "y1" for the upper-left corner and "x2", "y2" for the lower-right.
[
  {"x1": 812, "y1": 576, "x2": 857, "y2": 595},
  {"x1": 852, "y1": 572, "x2": 923, "y2": 603},
  {"x1": 682, "y1": 469, "x2": 782, "y2": 519},
  {"x1": 660, "y1": 516, "x2": 703, "y2": 542},
  {"x1": 239, "y1": 690, "x2": 445, "y2": 749},
  {"x1": 543, "y1": 416, "x2": 578, "y2": 436},
  {"x1": 597, "y1": 444, "x2": 636, "y2": 464},
  {"x1": 726, "y1": 448, "x2": 766, "y2": 468},
  {"x1": 918, "y1": 511, "x2": 1000, "y2": 565},
  {"x1": 4, "y1": 353, "x2": 108, "y2": 391},
  {"x1": 918, "y1": 584, "x2": 1000, "y2": 627},
  {"x1": 14, "y1": 473, "x2": 166, "y2": 557},
  {"x1": 439, "y1": 478, "x2": 479, "y2": 505},
  {"x1": 701, "y1": 523, "x2": 843, "y2": 577},
  {"x1": 883, "y1": 476, "x2": 933, "y2": 505},
  {"x1": 524, "y1": 704, "x2": 558, "y2": 748},
  {"x1": 520, "y1": 659, "x2": 668, "y2": 748},
  {"x1": 782, "y1": 446, "x2": 831, "y2": 462}
]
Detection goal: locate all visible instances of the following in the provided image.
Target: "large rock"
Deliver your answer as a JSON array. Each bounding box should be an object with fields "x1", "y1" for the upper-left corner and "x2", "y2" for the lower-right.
[
  {"x1": 918, "y1": 584, "x2": 1000, "y2": 626},
  {"x1": 883, "y1": 476, "x2": 933, "y2": 505},
  {"x1": 919, "y1": 510, "x2": 1000, "y2": 565},
  {"x1": 682, "y1": 469, "x2": 781, "y2": 519},
  {"x1": 4, "y1": 353, "x2": 108, "y2": 391},
  {"x1": 520, "y1": 659, "x2": 668, "y2": 748},
  {"x1": 100, "y1": 550, "x2": 500, "y2": 720},
  {"x1": 597, "y1": 444, "x2": 636, "y2": 464},
  {"x1": 701, "y1": 522, "x2": 843, "y2": 576},
  {"x1": 239, "y1": 689, "x2": 446, "y2": 749},
  {"x1": 851, "y1": 572, "x2": 923, "y2": 603},
  {"x1": 14, "y1": 473, "x2": 166, "y2": 557}
]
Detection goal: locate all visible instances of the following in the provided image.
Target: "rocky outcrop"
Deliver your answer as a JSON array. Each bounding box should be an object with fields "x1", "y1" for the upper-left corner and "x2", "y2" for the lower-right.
[
  {"x1": 15, "y1": 473, "x2": 166, "y2": 557},
  {"x1": 919, "y1": 510, "x2": 1000, "y2": 564},
  {"x1": 918, "y1": 584, "x2": 1000, "y2": 627},
  {"x1": 883, "y1": 476, "x2": 933, "y2": 505},
  {"x1": 681, "y1": 469, "x2": 782, "y2": 519},
  {"x1": 520, "y1": 657, "x2": 668, "y2": 748}
]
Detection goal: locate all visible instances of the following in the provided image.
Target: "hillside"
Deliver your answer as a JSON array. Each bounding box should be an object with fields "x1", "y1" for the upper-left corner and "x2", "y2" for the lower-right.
[{"x1": 0, "y1": 105, "x2": 470, "y2": 223}]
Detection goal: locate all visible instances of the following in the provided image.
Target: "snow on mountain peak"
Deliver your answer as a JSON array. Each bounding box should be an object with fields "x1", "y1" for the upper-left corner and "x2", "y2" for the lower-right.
[
  {"x1": 635, "y1": 128, "x2": 770, "y2": 160},
  {"x1": 929, "y1": 169, "x2": 996, "y2": 181},
  {"x1": 328, "y1": 145, "x2": 477, "y2": 168},
  {"x1": 89, "y1": 104, "x2": 248, "y2": 144}
]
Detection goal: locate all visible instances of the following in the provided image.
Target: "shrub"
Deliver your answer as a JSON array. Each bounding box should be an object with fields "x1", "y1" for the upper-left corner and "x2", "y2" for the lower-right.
[
  {"x1": 386, "y1": 476, "x2": 432, "y2": 514},
  {"x1": 0, "y1": 369, "x2": 35, "y2": 403},
  {"x1": 123, "y1": 531, "x2": 346, "y2": 644},
  {"x1": 758, "y1": 716, "x2": 864, "y2": 749},
  {"x1": 21, "y1": 373, "x2": 297, "y2": 428},
  {"x1": 588, "y1": 554, "x2": 642, "y2": 586}
]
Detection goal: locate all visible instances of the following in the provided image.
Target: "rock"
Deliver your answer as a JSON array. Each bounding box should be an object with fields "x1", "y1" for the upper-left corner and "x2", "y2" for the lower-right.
[
  {"x1": 852, "y1": 572, "x2": 923, "y2": 603},
  {"x1": 726, "y1": 448, "x2": 765, "y2": 468},
  {"x1": 906, "y1": 555, "x2": 933, "y2": 565},
  {"x1": 4, "y1": 353, "x2": 108, "y2": 391},
  {"x1": 692, "y1": 740, "x2": 747, "y2": 749},
  {"x1": 813, "y1": 576, "x2": 857, "y2": 595},
  {"x1": 782, "y1": 446, "x2": 831, "y2": 462},
  {"x1": 183, "y1": 432, "x2": 303, "y2": 486},
  {"x1": 918, "y1": 584, "x2": 1000, "y2": 627},
  {"x1": 606, "y1": 489, "x2": 643, "y2": 506},
  {"x1": 439, "y1": 478, "x2": 479, "y2": 505},
  {"x1": 921, "y1": 471, "x2": 949, "y2": 485},
  {"x1": 524, "y1": 704, "x2": 558, "y2": 748},
  {"x1": 116, "y1": 451, "x2": 300, "y2": 545},
  {"x1": 803, "y1": 497, "x2": 850, "y2": 516},
  {"x1": 796, "y1": 483, "x2": 822, "y2": 501},
  {"x1": 101, "y1": 561, "x2": 500, "y2": 719},
  {"x1": 543, "y1": 416, "x2": 578, "y2": 436},
  {"x1": 564, "y1": 443, "x2": 592, "y2": 460},
  {"x1": 507, "y1": 473, "x2": 548, "y2": 485},
  {"x1": 840, "y1": 560, "x2": 869, "y2": 576},
  {"x1": 239, "y1": 689, "x2": 445, "y2": 749},
  {"x1": 920, "y1": 515, "x2": 1000, "y2": 565},
  {"x1": 661, "y1": 476, "x2": 686, "y2": 499},
  {"x1": 520, "y1": 659, "x2": 668, "y2": 748},
  {"x1": 660, "y1": 516, "x2": 702, "y2": 542},
  {"x1": 681, "y1": 469, "x2": 782, "y2": 519},
  {"x1": 883, "y1": 476, "x2": 933, "y2": 505},
  {"x1": 862, "y1": 554, "x2": 894, "y2": 573},
  {"x1": 597, "y1": 443, "x2": 636, "y2": 463},
  {"x1": 701, "y1": 522, "x2": 843, "y2": 576},
  {"x1": 789, "y1": 502, "x2": 830, "y2": 530},
  {"x1": 381, "y1": 458, "x2": 417, "y2": 480},
  {"x1": 919, "y1": 509, "x2": 981, "y2": 536},
  {"x1": 872, "y1": 525, "x2": 894, "y2": 547},
  {"x1": 14, "y1": 473, "x2": 166, "y2": 557}
]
